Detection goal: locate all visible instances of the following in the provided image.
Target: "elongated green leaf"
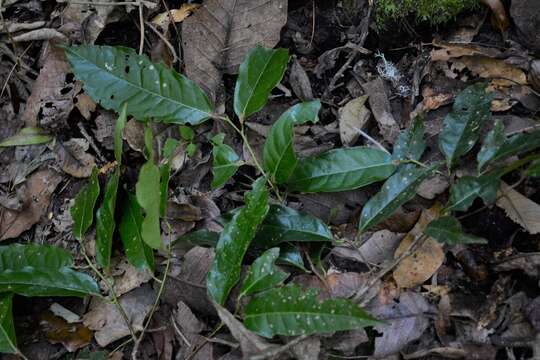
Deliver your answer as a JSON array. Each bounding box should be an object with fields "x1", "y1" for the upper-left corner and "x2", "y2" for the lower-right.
[
  {"x1": 239, "y1": 248, "x2": 288, "y2": 299},
  {"x1": 114, "y1": 103, "x2": 127, "y2": 164},
  {"x1": 160, "y1": 138, "x2": 179, "y2": 216},
  {"x1": 234, "y1": 46, "x2": 289, "y2": 120},
  {"x1": 119, "y1": 194, "x2": 155, "y2": 271},
  {"x1": 392, "y1": 116, "x2": 426, "y2": 162},
  {"x1": 0, "y1": 127, "x2": 52, "y2": 147},
  {"x1": 447, "y1": 174, "x2": 500, "y2": 212},
  {"x1": 0, "y1": 294, "x2": 17, "y2": 354},
  {"x1": 477, "y1": 119, "x2": 505, "y2": 171},
  {"x1": 287, "y1": 147, "x2": 396, "y2": 193},
  {"x1": 174, "y1": 229, "x2": 219, "y2": 248},
  {"x1": 439, "y1": 83, "x2": 493, "y2": 167},
  {"x1": 276, "y1": 245, "x2": 307, "y2": 271},
  {"x1": 207, "y1": 177, "x2": 269, "y2": 305},
  {"x1": 527, "y1": 159, "x2": 540, "y2": 177},
  {"x1": 71, "y1": 167, "x2": 100, "y2": 240},
  {"x1": 95, "y1": 169, "x2": 120, "y2": 268},
  {"x1": 0, "y1": 244, "x2": 100, "y2": 297},
  {"x1": 64, "y1": 45, "x2": 213, "y2": 125},
  {"x1": 253, "y1": 205, "x2": 332, "y2": 248},
  {"x1": 425, "y1": 216, "x2": 486, "y2": 245},
  {"x1": 263, "y1": 101, "x2": 321, "y2": 184},
  {"x1": 211, "y1": 133, "x2": 240, "y2": 189},
  {"x1": 359, "y1": 164, "x2": 438, "y2": 232},
  {"x1": 486, "y1": 130, "x2": 540, "y2": 168},
  {"x1": 136, "y1": 160, "x2": 162, "y2": 249},
  {"x1": 244, "y1": 284, "x2": 379, "y2": 338}
]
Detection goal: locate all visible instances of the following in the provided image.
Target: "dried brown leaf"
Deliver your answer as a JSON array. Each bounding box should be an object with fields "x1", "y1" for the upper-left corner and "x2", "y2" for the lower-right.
[
  {"x1": 40, "y1": 311, "x2": 92, "y2": 352},
  {"x1": 338, "y1": 95, "x2": 371, "y2": 146},
  {"x1": 56, "y1": 139, "x2": 95, "y2": 178},
  {"x1": 496, "y1": 182, "x2": 540, "y2": 234}
]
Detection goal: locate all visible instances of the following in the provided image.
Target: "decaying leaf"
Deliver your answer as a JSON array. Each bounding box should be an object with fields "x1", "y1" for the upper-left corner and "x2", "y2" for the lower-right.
[
  {"x1": 0, "y1": 169, "x2": 62, "y2": 241},
  {"x1": 182, "y1": 0, "x2": 288, "y2": 103},
  {"x1": 392, "y1": 204, "x2": 445, "y2": 288},
  {"x1": 454, "y1": 56, "x2": 527, "y2": 86},
  {"x1": 40, "y1": 311, "x2": 92, "y2": 352},
  {"x1": 362, "y1": 78, "x2": 400, "y2": 143},
  {"x1": 62, "y1": 0, "x2": 118, "y2": 43},
  {"x1": 338, "y1": 95, "x2": 371, "y2": 146},
  {"x1": 56, "y1": 139, "x2": 96, "y2": 178},
  {"x1": 110, "y1": 258, "x2": 152, "y2": 297},
  {"x1": 151, "y1": 3, "x2": 200, "y2": 28},
  {"x1": 496, "y1": 182, "x2": 540, "y2": 234}
]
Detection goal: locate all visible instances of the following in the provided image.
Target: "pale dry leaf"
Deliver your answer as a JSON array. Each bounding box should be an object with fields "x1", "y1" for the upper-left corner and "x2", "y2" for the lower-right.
[
  {"x1": 289, "y1": 57, "x2": 313, "y2": 101},
  {"x1": 83, "y1": 284, "x2": 155, "y2": 347},
  {"x1": 430, "y1": 41, "x2": 502, "y2": 62},
  {"x1": 93, "y1": 110, "x2": 115, "y2": 150},
  {"x1": 62, "y1": 0, "x2": 117, "y2": 43},
  {"x1": 496, "y1": 182, "x2": 540, "y2": 234},
  {"x1": 455, "y1": 56, "x2": 527, "y2": 86},
  {"x1": 123, "y1": 118, "x2": 145, "y2": 153},
  {"x1": 50, "y1": 303, "x2": 81, "y2": 324},
  {"x1": 175, "y1": 301, "x2": 205, "y2": 334},
  {"x1": 182, "y1": 0, "x2": 288, "y2": 103},
  {"x1": 110, "y1": 258, "x2": 152, "y2": 297},
  {"x1": 151, "y1": 4, "x2": 200, "y2": 28},
  {"x1": 56, "y1": 138, "x2": 96, "y2": 178},
  {"x1": 0, "y1": 169, "x2": 62, "y2": 240},
  {"x1": 75, "y1": 93, "x2": 96, "y2": 120},
  {"x1": 362, "y1": 78, "x2": 400, "y2": 143},
  {"x1": 392, "y1": 204, "x2": 445, "y2": 288},
  {"x1": 291, "y1": 336, "x2": 321, "y2": 360},
  {"x1": 338, "y1": 95, "x2": 371, "y2": 146},
  {"x1": 354, "y1": 230, "x2": 404, "y2": 265},
  {"x1": 417, "y1": 173, "x2": 450, "y2": 200}
]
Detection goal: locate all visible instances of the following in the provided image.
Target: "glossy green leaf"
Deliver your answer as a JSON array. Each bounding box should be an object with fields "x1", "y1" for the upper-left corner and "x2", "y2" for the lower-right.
[
  {"x1": 174, "y1": 229, "x2": 219, "y2": 248},
  {"x1": 0, "y1": 127, "x2": 52, "y2": 147},
  {"x1": 527, "y1": 159, "x2": 540, "y2": 177},
  {"x1": 439, "y1": 83, "x2": 493, "y2": 167},
  {"x1": 0, "y1": 244, "x2": 99, "y2": 297},
  {"x1": 447, "y1": 174, "x2": 500, "y2": 212},
  {"x1": 119, "y1": 193, "x2": 155, "y2": 271},
  {"x1": 211, "y1": 133, "x2": 240, "y2": 189},
  {"x1": 477, "y1": 119, "x2": 505, "y2": 171},
  {"x1": 253, "y1": 205, "x2": 332, "y2": 248},
  {"x1": 234, "y1": 46, "x2": 289, "y2": 120},
  {"x1": 114, "y1": 103, "x2": 127, "y2": 164},
  {"x1": 244, "y1": 284, "x2": 379, "y2": 338},
  {"x1": 276, "y1": 244, "x2": 307, "y2": 271},
  {"x1": 263, "y1": 101, "x2": 321, "y2": 184},
  {"x1": 186, "y1": 143, "x2": 197, "y2": 157},
  {"x1": 64, "y1": 45, "x2": 213, "y2": 125},
  {"x1": 359, "y1": 164, "x2": 438, "y2": 232},
  {"x1": 0, "y1": 294, "x2": 16, "y2": 354},
  {"x1": 392, "y1": 116, "x2": 426, "y2": 162},
  {"x1": 239, "y1": 248, "x2": 289, "y2": 299},
  {"x1": 95, "y1": 169, "x2": 120, "y2": 269},
  {"x1": 71, "y1": 167, "x2": 100, "y2": 240},
  {"x1": 207, "y1": 177, "x2": 269, "y2": 305},
  {"x1": 287, "y1": 147, "x2": 396, "y2": 193},
  {"x1": 136, "y1": 159, "x2": 162, "y2": 249},
  {"x1": 179, "y1": 125, "x2": 194, "y2": 141},
  {"x1": 160, "y1": 138, "x2": 179, "y2": 216},
  {"x1": 485, "y1": 130, "x2": 540, "y2": 168},
  {"x1": 425, "y1": 216, "x2": 487, "y2": 245}
]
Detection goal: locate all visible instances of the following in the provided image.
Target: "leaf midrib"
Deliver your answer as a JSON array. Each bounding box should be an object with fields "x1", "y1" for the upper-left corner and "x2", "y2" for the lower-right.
[
  {"x1": 239, "y1": 51, "x2": 277, "y2": 118},
  {"x1": 290, "y1": 162, "x2": 393, "y2": 183}
]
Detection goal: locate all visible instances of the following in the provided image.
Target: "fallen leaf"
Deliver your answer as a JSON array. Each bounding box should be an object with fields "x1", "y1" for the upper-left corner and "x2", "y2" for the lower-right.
[
  {"x1": 494, "y1": 253, "x2": 540, "y2": 277},
  {"x1": 40, "y1": 311, "x2": 92, "y2": 352},
  {"x1": 290, "y1": 336, "x2": 321, "y2": 360},
  {"x1": 182, "y1": 0, "x2": 287, "y2": 103},
  {"x1": 362, "y1": 78, "x2": 400, "y2": 143},
  {"x1": 338, "y1": 95, "x2": 371, "y2": 146},
  {"x1": 50, "y1": 303, "x2": 81, "y2": 323},
  {"x1": 56, "y1": 139, "x2": 96, "y2": 178},
  {"x1": 355, "y1": 230, "x2": 404, "y2": 265},
  {"x1": 416, "y1": 173, "x2": 450, "y2": 200},
  {"x1": 455, "y1": 56, "x2": 527, "y2": 86},
  {"x1": 0, "y1": 169, "x2": 62, "y2": 240},
  {"x1": 496, "y1": 182, "x2": 540, "y2": 234},
  {"x1": 289, "y1": 57, "x2": 313, "y2": 101},
  {"x1": 480, "y1": 0, "x2": 510, "y2": 32},
  {"x1": 83, "y1": 284, "x2": 155, "y2": 347},
  {"x1": 151, "y1": 4, "x2": 200, "y2": 28},
  {"x1": 93, "y1": 110, "x2": 115, "y2": 150},
  {"x1": 110, "y1": 258, "x2": 152, "y2": 297},
  {"x1": 123, "y1": 118, "x2": 145, "y2": 153},
  {"x1": 175, "y1": 301, "x2": 205, "y2": 334},
  {"x1": 392, "y1": 204, "x2": 445, "y2": 288},
  {"x1": 324, "y1": 329, "x2": 368, "y2": 356},
  {"x1": 62, "y1": 0, "x2": 118, "y2": 43}
]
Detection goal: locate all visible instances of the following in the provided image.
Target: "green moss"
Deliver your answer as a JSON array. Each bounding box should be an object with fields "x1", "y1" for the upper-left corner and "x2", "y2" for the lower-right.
[{"x1": 375, "y1": 0, "x2": 480, "y2": 27}]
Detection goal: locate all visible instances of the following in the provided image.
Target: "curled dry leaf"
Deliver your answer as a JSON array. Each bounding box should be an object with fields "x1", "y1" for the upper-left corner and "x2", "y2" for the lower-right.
[
  {"x1": 392, "y1": 204, "x2": 445, "y2": 288},
  {"x1": 0, "y1": 169, "x2": 62, "y2": 241},
  {"x1": 40, "y1": 311, "x2": 92, "y2": 352},
  {"x1": 454, "y1": 56, "x2": 527, "y2": 86},
  {"x1": 110, "y1": 258, "x2": 152, "y2": 297},
  {"x1": 151, "y1": 3, "x2": 200, "y2": 28},
  {"x1": 362, "y1": 78, "x2": 400, "y2": 143},
  {"x1": 289, "y1": 57, "x2": 314, "y2": 101},
  {"x1": 496, "y1": 182, "x2": 540, "y2": 234},
  {"x1": 338, "y1": 95, "x2": 371, "y2": 146},
  {"x1": 56, "y1": 139, "x2": 96, "y2": 178}
]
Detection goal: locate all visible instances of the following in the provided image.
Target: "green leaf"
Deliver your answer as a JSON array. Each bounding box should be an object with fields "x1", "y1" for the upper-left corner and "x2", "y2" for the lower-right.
[
  {"x1": 0, "y1": 244, "x2": 100, "y2": 297},
  {"x1": 485, "y1": 130, "x2": 540, "y2": 168},
  {"x1": 287, "y1": 147, "x2": 396, "y2": 193},
  {"x1": 234, "y1": 46, "x2": 289, "y2": 120},
  {"x1": 253, "y1": 205, "x2": 332, "y2": 248},
  {"x1": 207, "y1": 177, "x2": 269, "y2": 305},
  {"x1": 179, "y1": 125, "x2": 194, "y2": 141},
  {"x1": 119, "y1": 193, "x2": 155, "y2": 271},
  {"x1": 359, "y1": 164, "x2": 438, "y2": 232},
  {"x1": 276, "y1": 244, "x2": 307, "y2": 271},
  {"x1": 244, "y1": 284, "x2": 380, "y2": 338},
  {"x1": 263, "y1": 101, "x2": 321, "y2": 184},
  {"x1": 239, "y1": 248, "x2": 289, "y2": 299},
  {"x1": 0, "y1": 294, "x2": 17, "y2": 354},
  {"x1": 64, "y1": 45, "x2": 213, "y2": 125},
  {"x1": 71, "y1": 167, "x2": 100, "y2": 240},
  {"x1": 425, "y1": 216, "x2": 487, "y2": 245},
  {"x1": 95, "y1": 169, "x2": 120, "y2": 269},
  {"x1": 114, "y1": 103, "x2": 127, "y2": 164},
  {"x1": 174, "y1": 229, "x2": 219, "y2": 248},
  {"x1": 392, "y1": 116, "x2": 426, "y2": 161},
  {"x1": 438, "y1": 83, "x2": 493, "y2": 167},
  {"x1": 0, "y1": 127, "x2": 52, "y2": 147},
  {"x1": 211, "y1": 133, "x2": 240, "y2": 189},
  {"x1": 186, "y1": 143, "x2": 197, "y2": 157},
  {"x1": 447, "y1": 175, "x2": 500, "y2": 212},
  {"x1": 527, "y1": 159, "x2": 540, "y2": 177},
  {"x1": 477, "y1": 119, "x2": 505, "y2": 171},
  {"x1": 136, "y1": 159, "x2": 162, "y2": 249},
  {"x1": 160, "y1": 138, "x2": 179, "y2": 216}
]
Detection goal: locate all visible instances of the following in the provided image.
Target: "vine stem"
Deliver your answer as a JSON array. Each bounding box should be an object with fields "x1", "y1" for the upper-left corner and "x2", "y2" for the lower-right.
[
  {"x1": 80, "y1": 239, "x2": 137, "y2": 342},
  {"x1": 219, "y1": 115, "x2": 284, "y2": 202}
]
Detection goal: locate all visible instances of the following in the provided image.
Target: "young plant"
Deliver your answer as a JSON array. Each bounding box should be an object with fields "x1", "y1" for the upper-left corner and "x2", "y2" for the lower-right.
[{"x1": 63, "y1": 43, "x2": 540, "y2": 343}]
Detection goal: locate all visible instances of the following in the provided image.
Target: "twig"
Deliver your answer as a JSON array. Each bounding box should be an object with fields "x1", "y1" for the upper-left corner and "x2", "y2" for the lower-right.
[
  {"x1": 144, "y1": 21, "x2": 178, "y2": 63},
  {"x1": 248, "y1": 335, "x2": 310, "y2": 360},
  {"x1": 56, "y1": 0, "x2": 157, "y2": 6},
  {"x1": 324, "y1": 50, "x2": 357, "y2": 97},
  {"x1": 77, "y1": 122, "x2": 106, "y2": 163},
  {"x1": 186, "y1": 323, "x2": 224, "y2": 360},
  {"x1": 352, "y1": 126, "x2": 390, "y2": 154},
  {"x1": 171, "y1": 315, "x2": 191, "y2": 347},
  {"x1": 138, "y1": 2, "x2": 145, "y2": 54}
]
